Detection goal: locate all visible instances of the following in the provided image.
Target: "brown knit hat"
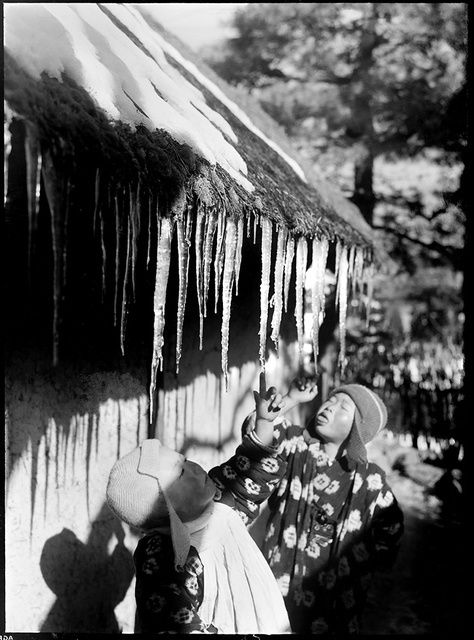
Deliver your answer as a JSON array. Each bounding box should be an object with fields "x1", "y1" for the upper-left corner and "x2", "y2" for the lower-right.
[
  {"x1": 106, "y1": 439, "x2": 191, "y2": 569},
  {"x1": 329, "y1": 384, "x2": 388, "y2": 463}
]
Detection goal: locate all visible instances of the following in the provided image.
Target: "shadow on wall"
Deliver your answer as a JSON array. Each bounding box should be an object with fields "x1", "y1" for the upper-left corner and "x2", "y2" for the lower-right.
[{"x1": 39, "y1": 504, "x2": 135, "y2": 633}]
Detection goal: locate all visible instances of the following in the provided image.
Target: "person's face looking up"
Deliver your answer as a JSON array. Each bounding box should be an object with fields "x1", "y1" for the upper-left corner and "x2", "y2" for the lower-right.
[
  {"x1": 313, "y1": 393, "x2": 356, "y2": 446},
  {"x1": 161, "y1": 450, "x2": 217, "y2": 522}
]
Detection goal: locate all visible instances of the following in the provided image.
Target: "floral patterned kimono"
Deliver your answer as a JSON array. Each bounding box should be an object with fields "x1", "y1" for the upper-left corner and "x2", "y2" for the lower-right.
[
  {"x1": 246, "y1": 417, "x2": 404, "y2": 634},
  {"x1": 133, "y1": 432, "x2": 290, "y2": 634}
]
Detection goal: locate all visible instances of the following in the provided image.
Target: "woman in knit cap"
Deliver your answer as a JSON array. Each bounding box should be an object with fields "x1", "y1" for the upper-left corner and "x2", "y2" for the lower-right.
[
  {"x1": 106, "y1": 381, "x2": 291, "y2": 634},
  {"x1": 243, "y1": 379, "x2": 404, "y2": 634}
]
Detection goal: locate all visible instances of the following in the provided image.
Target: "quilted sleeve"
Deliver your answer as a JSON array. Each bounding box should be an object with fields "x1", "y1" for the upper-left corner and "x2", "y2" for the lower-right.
[
  {"x1": 134, "y1": 532, "x2": 217, "y2": 633},
  {"x1": 209, "y1": 431, "x2": 287, "y2": 525}
]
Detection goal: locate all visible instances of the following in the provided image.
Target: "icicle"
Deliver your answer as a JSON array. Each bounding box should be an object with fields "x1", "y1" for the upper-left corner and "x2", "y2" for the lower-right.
[
  {"x1": 146, "y1": 191, "x2": 153, "y2": 268},
  {"x1": 295, "y1": 236, "x2": 308, "y2": 362},
  {"x1": 195, "y1": 205, "x2": 205, "y2": 349},
  {"x1": 337, "y1": 246, "x2": 349, "y2": 370},
  {"x1": 42, "y1": 149, "x2": 67, "y2": 366},
  {"x1": 202, "y1": 207, "x2": 218, "y2": 317},
  {"x1": 259, "y1": 217, "x2": 273, "y2": 369},
  {"x1": 4, "y1": 114, "x2": 12, "y2": 205},
  {"x1": 246, "y1": 211, "x2": 252, "y2": 238},
  {"x1": 150, "y1": 216, "x2": 174, "y2": 423},
  {"x1": 311, "y1": 237, "x2": 329, "y2": 368},
  {"x1": 120, "y1": 191, "x2": 132, "y2": 356},
  {"x1": 99, "y1": 196, "x2": 106, "y2": 300},
  {"x1": 221, "y1": 217, "x2": 238, "y2": 388},
  {"x1": 176, "y1": 206, "x2": 192, "y2": 373},
  {"x1": 136, "y1": 180, "x2": 142, "y2": 236},
  {"x1": 113, "y1": 189, "x2": 120, "y2": 327},
  {"x1": 283, "y1": 235, "x2": 295, "y2": 313},
  {"x1": 130, "y1": 182, "x2": 138, "y2": 302},
  {"x1": 270, "y1": 226, "x2": 288, "y2": 350},
  {"x1": 214, "y1": 208, "x2": 225, "y2": 313},
  {"x1": 334, "y1": 239, "x2": 342, "y2": 284},
  {"x1": 365, "y1": 260, "x2": 375, "y2": 329},
  {"x1": 93, "y1": 168, "x2": 100, "y2": 236},
  {"x1": 234, "y1": 217, "x2": 244, "y2": 296},
  {"x1": 253, "y1": 212, "x2": 258, "y2": 244},
  {"x1": 24, "y1": 122, "x2": 42, "y2": 274}
]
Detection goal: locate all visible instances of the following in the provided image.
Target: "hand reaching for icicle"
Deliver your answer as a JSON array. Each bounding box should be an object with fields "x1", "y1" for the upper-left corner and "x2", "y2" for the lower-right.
[{"x1": 253, "y1": 373, "x2": 286, "y2": 423}]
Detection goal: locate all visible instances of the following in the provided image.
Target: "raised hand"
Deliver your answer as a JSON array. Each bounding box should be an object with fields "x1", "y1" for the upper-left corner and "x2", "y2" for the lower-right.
[{"x1": 253, "y1": 372, "x2": 286, "y2": 423}]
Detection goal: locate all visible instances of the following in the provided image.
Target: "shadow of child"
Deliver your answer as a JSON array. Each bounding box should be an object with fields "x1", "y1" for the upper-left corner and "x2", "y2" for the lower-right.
[{"x1": 40, "y1": 503, "x2": 134, "y2": 632}]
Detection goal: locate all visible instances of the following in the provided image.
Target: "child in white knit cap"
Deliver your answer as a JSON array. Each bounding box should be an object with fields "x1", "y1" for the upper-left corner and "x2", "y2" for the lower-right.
[{"x1": 106, "y1": 379, "x2": 292, "y2": 634}]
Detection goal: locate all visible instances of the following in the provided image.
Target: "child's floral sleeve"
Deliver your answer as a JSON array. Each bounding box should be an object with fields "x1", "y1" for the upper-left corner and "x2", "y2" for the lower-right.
[
  {"x1": 209, "y1": 431, "x2": 287, "y2": 525},
  {"x1": 134, "y1": 532, "x2": 217, "y2": 634}
]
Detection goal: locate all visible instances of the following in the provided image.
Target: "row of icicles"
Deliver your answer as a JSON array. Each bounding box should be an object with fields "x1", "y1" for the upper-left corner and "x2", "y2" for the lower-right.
[
  {"x1": 6, "y1": 120, "x2": 375, "y2": 424},
  {"x1": 150, "y1": 200, "x2": 375, "y2": 421}
]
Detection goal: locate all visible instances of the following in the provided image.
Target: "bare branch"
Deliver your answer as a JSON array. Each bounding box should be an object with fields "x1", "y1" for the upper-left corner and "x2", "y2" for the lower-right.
[{"x1": 372, "y1": 225, "x2": 461, "y2": 266}]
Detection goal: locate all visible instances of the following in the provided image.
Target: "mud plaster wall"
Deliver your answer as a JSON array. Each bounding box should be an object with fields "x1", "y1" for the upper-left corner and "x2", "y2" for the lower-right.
[{"x1": 5, "y1": 356, "x2": 149, "y2": 632}]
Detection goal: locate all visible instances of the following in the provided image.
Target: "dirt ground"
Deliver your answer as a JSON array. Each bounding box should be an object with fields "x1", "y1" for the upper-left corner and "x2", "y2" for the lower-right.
[{"x1": 361, "y1": 470, "x2": 466, "y2": 634}]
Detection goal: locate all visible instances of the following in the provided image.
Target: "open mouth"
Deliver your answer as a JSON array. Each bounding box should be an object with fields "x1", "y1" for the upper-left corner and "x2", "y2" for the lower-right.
[{"x1": 316, "y1": 410, "x2": 331, "y2": 424}]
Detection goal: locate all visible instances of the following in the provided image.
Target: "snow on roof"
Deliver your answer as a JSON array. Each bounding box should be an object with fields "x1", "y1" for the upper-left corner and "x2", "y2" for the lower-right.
[{"x1": 4, "y1": 3, "x2": 306, "y2": 192}]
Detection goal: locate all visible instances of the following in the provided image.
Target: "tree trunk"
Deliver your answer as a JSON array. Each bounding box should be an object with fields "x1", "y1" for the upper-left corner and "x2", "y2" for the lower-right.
[{"x1": 349, "y1": 6, "x2": 378, "y2": 225}]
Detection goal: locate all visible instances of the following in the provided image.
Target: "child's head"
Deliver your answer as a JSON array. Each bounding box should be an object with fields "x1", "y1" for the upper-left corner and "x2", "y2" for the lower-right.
[
  {"x1": 106, "y1": 439, "x2": 217, "y2": 529},
  {"x1": 313, "y1": 384, "x2": 387, "y2": 462}
]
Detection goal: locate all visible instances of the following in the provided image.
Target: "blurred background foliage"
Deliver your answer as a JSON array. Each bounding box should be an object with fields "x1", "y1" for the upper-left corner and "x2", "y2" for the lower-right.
[{"x1": 202, "y1": 2, "x2": 467, "y2": 444}]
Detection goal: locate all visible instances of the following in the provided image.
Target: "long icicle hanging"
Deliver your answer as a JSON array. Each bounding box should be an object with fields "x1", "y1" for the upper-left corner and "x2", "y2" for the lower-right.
[
  {"x1": 214, "y1": 208, "x2": 226, "y2": 313},
  {"x1": 146, "y1": 190, "x2": 153, "y2": 269},
  {"x1": 24, "y1": 122, "x2": 42, "y2": 275},
  {"x1": 270, "y1": 226, "x2": 288, "y2": 351},
  {"x1": 130, "y1": 181, "x2": 138, "y2": 303},
  {"x1": 92, "y1": 167, "x2": 100, "y2": 237},
  {"x1": 202, "y1": 206, "x2": 218, "y2": 317},
  {"x1": 295, "y1": 236, "x2": 308, "y2": 363},
  {"x1": 113, "y1": 187, "x2": 121, "y2": 327},
  {"x1": 42, "y1": 149, "x2": 67, "y2": 366},
  {"x1": 283, "y1": 234, "x2": 295, "y2": 313},
  {"x1": 194, "y1": 204, "x2": 205, "y2": 349},
  {"x1": 234, "y1": 216, "x2": 244, "y2": 296},
  {"x1": 335, "y1": 239, "x2": 342, "y2": 286},
  {"x1": 259, "y1": 217, "x2": 273, "y2": 369},
  {"x1": 221, "y1": 217, "x2": 238, "y2": 388},
  {"x1": 337, "y1": 245, "x2": 349, "y2": 372},
  {"x1": 4, "y1": 112, "x2": 12, "y2": 205},
  {"x1": 176, "y1": 204, "x2": 192, "y2": 373},
  {"x1": 311, "y1": 237, "x2": 329, "y2": 370},
  {"x1": 120, "y1": 186, "x2": 132, "y2": 356},
  {"x1": 365, "y1": 259, "x2": 375, "y2": 330},
  {"x1": 150, "y1": 216, "x2": 174, "y2": 423}
]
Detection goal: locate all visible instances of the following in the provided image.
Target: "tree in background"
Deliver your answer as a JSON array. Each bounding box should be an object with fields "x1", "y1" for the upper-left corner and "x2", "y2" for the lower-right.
[
  {"x1": 204, "y1": 2, "x2": 466, "y2": 267},
  {"x1": 204, "y1": 3, "x2": 467, "y2": 444}
]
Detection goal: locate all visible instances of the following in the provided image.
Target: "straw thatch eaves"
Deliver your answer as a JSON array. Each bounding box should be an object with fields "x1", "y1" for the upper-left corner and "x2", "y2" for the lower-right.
[{"x1": 4, "y1": 3, "x2": 376, "y2": 412}]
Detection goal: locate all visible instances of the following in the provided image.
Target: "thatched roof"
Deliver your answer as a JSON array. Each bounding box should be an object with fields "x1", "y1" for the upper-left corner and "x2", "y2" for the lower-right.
[
  {"x1": 4, "y1": 4, "x2": 376, "y2": 411},
  {"x1": 4, "y1": 3, "x2": 373, "y2": 246}
]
